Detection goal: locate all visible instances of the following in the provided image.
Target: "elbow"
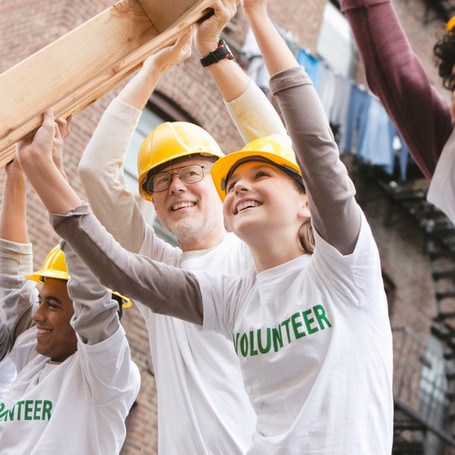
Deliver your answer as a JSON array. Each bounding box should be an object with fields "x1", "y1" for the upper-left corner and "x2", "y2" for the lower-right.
[{"x1": 78, "y1": 157, "x2": 97, "y2": 185}]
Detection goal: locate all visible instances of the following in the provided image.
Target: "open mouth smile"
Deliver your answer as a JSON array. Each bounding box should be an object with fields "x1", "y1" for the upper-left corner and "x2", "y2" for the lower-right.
[
  {"x1": 234, "y1": 199, "x2": 261, "y2": 214},
  {"x1": 36, "y1": 327, "x2": 52, "y2": 340},
  {"x1": 171, "y1": 201, "x2": 196, "y2": 211}
]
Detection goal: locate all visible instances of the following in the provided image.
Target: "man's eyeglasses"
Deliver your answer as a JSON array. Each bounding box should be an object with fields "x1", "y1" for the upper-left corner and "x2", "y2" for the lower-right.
[{"x1": 143, "y1": 164, "x2": 209, "y2": 193}]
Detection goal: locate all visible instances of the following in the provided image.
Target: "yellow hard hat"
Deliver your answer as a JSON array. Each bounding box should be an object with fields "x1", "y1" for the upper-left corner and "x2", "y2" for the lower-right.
[
  {"x1": 26, "y1": 244, "x2": 69, "y2": 283},
  {"x1": 26, "y1": 245, "x2": 132, "y2": 308},
  {"x1": 137, "y1": 121, "x2": 224, "y2": 201},
  {"x1": 210, "y1": 134, "x2": 302, "y2": 201},
  {"x1": 447, "y1": 16, "x2": 455, "y2": 32}
]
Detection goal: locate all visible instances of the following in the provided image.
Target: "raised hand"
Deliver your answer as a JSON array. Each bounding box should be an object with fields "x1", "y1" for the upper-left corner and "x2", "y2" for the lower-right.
[
  {"x1": 145, "y1": 29, "x2": 192, "y2": 74},
  {"x1": 195, "y1": 0, "x2": 238, "y2": 56},
  {"x1": 117, "y1": 30, "x2": 192, "y2": 110},
  {"x1": 15, "y1": 109, "x2": 82, "y2": 215},
  {"x1": 15, "y1": 109, "x2": 56, "y2": 170}
]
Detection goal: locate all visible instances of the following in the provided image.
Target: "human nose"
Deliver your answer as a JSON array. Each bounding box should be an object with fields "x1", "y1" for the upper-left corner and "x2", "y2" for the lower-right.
[
  {"x1": 233, "y1": 178, "x2": 250, "y2": 195},
  {"x1": 32, "y1": 302, "x2": 46, "y2": 322},
  {"x1": 168, "y1": 172, "x2": 186, "y2": 192}
]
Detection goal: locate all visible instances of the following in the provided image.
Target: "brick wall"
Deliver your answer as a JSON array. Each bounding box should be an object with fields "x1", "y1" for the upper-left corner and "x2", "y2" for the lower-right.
[{"x1": 1, "y1": 0, "x2": 452, "y2": 453}]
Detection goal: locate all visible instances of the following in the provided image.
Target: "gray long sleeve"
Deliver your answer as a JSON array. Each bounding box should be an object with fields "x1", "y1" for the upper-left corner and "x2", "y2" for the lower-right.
[
  {"x1": 0, "y1": 240, "x2": 37, "y2": 359},
  {"x1": 270, "y1": 67, "x2": 361, "y2": 255},
  {"x1": 50, "y1": 205, "x2": 204, "y2": 325},
  {"x1": 62, "y1": 242, "x2": 120, "y2": 345}
]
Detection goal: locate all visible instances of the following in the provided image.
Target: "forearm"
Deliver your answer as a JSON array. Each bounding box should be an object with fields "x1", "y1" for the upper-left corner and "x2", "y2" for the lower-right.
[
  {"x1": 0, "y1": 240, "x2": 37, "y2": 350},
  {"x1": 117, "y1": 62, "x2": 163, "y2": 110},
  {"x1": 0, "y1": 168, "x2": 28, "y2": 243},
  {"x1": 270, "y1": 67, "x2": 360, "y2": 254},
  {"x1": 244, "y1": 2, "x2": 360, "y2": 253},
  {"x1": 243, "y1": 2, "x2": 298, "y2": 76},
  {"x1": 204, "y1": 57, "x2": 250, "y2": 102},
  {"x1": 340, "y1": 0, "x2": 453, "y2": 178},
  {"x1": 50, "y1": 205, "x2": 204, "y2": 325},
  {"x1": 62, "y1": 242, "x2": 119, "y2": 345},
  {"x1": 21, "y1": 153, "x2": 81, "y2": 215}
]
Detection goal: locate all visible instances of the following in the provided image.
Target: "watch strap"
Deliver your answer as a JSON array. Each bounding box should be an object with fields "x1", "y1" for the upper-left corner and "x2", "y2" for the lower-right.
[{"x1": 200, "y1": 40, "x2": 233, "y2": 67}]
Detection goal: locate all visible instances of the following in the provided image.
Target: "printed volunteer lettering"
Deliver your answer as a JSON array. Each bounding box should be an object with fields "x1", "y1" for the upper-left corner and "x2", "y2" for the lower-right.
[
  {"x1": 0, "y1": 400, "x2": 52, "y2": 421},
  {"x1": 233, "y1": 304, "x2": 332, "y2": 357}
]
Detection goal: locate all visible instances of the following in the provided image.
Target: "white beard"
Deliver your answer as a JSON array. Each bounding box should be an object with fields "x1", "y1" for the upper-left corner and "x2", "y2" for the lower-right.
[{"x1": 163, "y1": 210, "x2": 209, "y2": 242}]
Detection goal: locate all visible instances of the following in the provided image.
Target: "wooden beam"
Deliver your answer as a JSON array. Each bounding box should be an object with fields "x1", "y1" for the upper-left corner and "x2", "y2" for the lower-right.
[
  {"x1": 138, "y1": 0, "x2": 212, "y2": 33},
  {"x1": 0, "y1": 0, "x2": 215, "y2": 168}
]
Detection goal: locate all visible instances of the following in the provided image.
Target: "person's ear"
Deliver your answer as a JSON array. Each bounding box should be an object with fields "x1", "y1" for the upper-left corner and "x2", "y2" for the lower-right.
[{"x1": 297, "y1": 193, "x2": 311, "y2": 220}]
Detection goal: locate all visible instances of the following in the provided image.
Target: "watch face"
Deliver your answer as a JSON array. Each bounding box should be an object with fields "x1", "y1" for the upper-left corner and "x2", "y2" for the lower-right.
[{"x1": 219, "y1": 41, "x2": 233, "y2": 60}]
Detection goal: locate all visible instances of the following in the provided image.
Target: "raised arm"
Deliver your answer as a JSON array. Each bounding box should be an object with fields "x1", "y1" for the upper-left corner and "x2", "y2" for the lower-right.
[
  {"x1": 63, "y1": 241, "x2": 120, "y2": 345},
  {"x1": 196, "y1": 0, "x2": 287, "y2": 142},
  {"x1": 0, "y1": 161, "x2": 36, "y2": 359},
  {"x1": 242, "y1": 0, "x2": 360, "y2": 254},
  {"x1": 340, "y1": 0, "x2": 453, "y2": 179},
  {"x1": 79, "y1": 32, "x2": 192, "y2": 254},
  {"x1": 0, "y1": 115, "x2": 71, "y2": 359},
  {"x1": 0, "y1": 161, "x2": 28, "y2": 244},
  {"x1": 16, "y1": 111, "x2": 204, "y2": 326}
]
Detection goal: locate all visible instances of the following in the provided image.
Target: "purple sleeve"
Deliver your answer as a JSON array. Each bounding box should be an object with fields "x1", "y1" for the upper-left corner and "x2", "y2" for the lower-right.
[{"x1": 341, "y1": 0, "x2": 453, "y2": 178}]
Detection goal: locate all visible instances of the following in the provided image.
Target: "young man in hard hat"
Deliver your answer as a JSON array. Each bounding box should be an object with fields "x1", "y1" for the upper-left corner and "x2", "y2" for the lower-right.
[
  {"x1": 78, "y1": 1, "x2": 285, "y2": 453},
  {"x1": 0, "y1": 128, "x2": 140, "y2": 454}
]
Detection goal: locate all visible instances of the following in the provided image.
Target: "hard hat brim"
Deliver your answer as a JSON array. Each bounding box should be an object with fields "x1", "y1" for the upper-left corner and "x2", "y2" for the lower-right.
[
  {"x1": 211, "y1": 149, "x2": 301, "y2": 202},
  {"x1": 25, "y1": 270, "x2": 69, "y2": 284}
]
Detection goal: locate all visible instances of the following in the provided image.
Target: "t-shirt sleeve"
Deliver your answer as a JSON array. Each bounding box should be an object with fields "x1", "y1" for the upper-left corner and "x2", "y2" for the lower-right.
[
  {"x1": 76, "y1": 324, "x2": 141, "y2": 405},
  {"x1": 311, "y1": 211, "x2": 384, "y2": 308},
  {"x1": 195, "y1": 270, "x2": 244, "y2": 339}
]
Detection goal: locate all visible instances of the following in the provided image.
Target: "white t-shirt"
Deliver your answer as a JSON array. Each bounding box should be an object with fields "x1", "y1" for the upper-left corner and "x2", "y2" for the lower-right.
[
  {"x1": 137, "y1": 231, "x2": 257, "y2": 454},
  {"x1": 428, "y1": 127, "x2": 455, "y2": 225},
  {"x1": 0, "y1": 240, "x2": 140, "y2": 455},
  {"x1": 197, "y1": 215, "x2": 394, "y2": 454},
  {"x1": 0, "y1": 326, "x2": 140, "y2": 455},
  {"x1": 0, "y1": 357, "x2": 16, "y2": 398}
]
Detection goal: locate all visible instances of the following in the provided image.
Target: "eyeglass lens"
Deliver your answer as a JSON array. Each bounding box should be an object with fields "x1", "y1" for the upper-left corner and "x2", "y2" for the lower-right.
[{"x1": 148, "y1": 165, "x2": 206, "y2": 192}]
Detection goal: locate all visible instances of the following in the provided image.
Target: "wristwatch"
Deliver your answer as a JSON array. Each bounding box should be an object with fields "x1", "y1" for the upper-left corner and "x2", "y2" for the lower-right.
[{"x1": 200, "y1": 40, "x2": 234, "y2": 67}]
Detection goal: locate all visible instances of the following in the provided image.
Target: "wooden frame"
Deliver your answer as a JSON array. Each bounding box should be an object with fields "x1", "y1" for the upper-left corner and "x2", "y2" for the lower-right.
[{"x1": 0, "y1": 0, "x2": 214, "y2": 167}]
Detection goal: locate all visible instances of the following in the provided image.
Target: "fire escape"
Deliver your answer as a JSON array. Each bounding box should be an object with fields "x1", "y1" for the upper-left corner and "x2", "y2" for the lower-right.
[{"x1": 352, "y1": 162, "x2": 455, "y2": 454}]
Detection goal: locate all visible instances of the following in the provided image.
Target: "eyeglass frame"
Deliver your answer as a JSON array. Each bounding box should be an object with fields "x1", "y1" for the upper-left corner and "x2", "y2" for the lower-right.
[{"x1": 142, "y1": 164, "x2": 210, "y2": 194}]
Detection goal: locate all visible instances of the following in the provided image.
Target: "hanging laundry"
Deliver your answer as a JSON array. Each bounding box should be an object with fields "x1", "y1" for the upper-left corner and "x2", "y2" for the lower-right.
[
  {"x1": 296, "y1": 47, "x2": 321, "y2": 92},
  {"x1": 242, "y1": 27, "x2": 270, "y2": 92},
  {"x1": 341, "y1": 84, "x2": 371, "y2": 154},
  {"x1": 329, "y1": 74, "x2": 353, "y2": 146},
  {"x1": 318, "y1": 62, "x2": 337, "y2": 121},
  {"x1": 386, "y1": 122, "x2": 410, "y2": 181},
  {"x1": 358, "y1": 96, "x2": 395, "y2": 170}
]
